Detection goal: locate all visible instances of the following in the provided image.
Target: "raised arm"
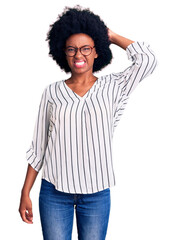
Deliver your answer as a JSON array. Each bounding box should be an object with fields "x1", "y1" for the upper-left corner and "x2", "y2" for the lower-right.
[
  {"x1": 108, "y1": 28, "x2": 157, "y2": 97},
  {"x1": 108, "y1": 29, "x2": 158, "y2": 129}
]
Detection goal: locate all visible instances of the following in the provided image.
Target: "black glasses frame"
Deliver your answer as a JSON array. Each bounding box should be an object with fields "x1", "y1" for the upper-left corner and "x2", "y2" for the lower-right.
[{"x1": 63, "y1": 45, "x2": 95, "y2": 57}]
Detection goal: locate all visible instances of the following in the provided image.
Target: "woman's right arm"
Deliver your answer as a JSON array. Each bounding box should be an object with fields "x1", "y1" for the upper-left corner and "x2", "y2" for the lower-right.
[
  {"x1": 19, "y1": 85, "x2": 52, "y2": 223},
  {"x1": 18, "y1": 164, "x2": 38, "y2": 224}
]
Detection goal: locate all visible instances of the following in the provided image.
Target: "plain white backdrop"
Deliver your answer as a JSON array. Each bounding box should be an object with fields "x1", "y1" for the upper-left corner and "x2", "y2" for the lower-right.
[{"x1": 0, "y1": 0, "x2": 176, "y2": 239}]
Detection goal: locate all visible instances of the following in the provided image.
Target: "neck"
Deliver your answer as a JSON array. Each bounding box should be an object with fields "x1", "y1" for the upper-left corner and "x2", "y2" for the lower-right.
[{"x1": 68, "y1": 72, "x2": 97, "y2": 84}]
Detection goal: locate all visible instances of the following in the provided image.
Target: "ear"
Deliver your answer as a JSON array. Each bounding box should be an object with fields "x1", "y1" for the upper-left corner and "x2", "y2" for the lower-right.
[{"x1": 95, "y1": 53, "x2": 98, "y2": 58}]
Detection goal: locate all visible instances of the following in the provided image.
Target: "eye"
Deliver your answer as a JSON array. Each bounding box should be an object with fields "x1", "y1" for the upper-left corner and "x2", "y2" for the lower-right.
[
  {"x1": 67, "y1": 48, "x2": 75, "y2": 52},
  {"x1": 83, "y1": 47, "x2": 90, "y2": 50}
]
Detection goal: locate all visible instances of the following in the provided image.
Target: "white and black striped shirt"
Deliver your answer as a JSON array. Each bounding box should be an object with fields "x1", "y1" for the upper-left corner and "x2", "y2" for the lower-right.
[{"x1": 26, "y1": 41, "x2": 157, "y2": 194}]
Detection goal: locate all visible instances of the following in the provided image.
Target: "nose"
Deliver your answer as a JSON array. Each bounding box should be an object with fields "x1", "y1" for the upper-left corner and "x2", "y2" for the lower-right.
[{"x1": 74, "y1": 48, "x2": 83, "y2": 57}]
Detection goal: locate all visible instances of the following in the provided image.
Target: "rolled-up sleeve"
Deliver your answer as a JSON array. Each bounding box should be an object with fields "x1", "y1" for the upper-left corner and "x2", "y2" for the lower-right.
[
  {"x1": 26, "y1": 86, "x2": 53, "y2": 172},
  {"x1": 120, "y1": 41, "x2": 157, "y2": 97},
  {"x1": 112, "y1": 41, "x2": 157, "y2": 129}
]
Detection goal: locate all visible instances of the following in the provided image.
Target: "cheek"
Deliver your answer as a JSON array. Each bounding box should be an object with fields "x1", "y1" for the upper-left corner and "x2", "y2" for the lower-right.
[
  {"x1": 88, "y1": 56, "x2": 96, "y2": 65},
  {"x1": 66, "y1": 58, "x2": 72, "y2": 66}
]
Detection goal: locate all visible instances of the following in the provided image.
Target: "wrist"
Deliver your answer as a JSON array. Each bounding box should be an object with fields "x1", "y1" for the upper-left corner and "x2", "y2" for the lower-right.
[
  {"x1": 21, "y1": 187, "x2": 30, "y2": 196},
  {"x1": 107, "y1": 28, "x2": 117, "y2": 44},
  {"x1": 110, "y1": 32, "x2": 118, "y2": 44}
]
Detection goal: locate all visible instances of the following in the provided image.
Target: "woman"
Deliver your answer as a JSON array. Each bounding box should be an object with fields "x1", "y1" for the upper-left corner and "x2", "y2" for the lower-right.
[{"x1": 19, "y1": 5, "x2": 157, "y2": 240}]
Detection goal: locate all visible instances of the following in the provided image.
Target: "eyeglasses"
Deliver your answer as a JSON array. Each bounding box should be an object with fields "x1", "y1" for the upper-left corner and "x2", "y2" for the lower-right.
[{"x1": 64, "y1": 45, "x2": 95, "y2": 57}]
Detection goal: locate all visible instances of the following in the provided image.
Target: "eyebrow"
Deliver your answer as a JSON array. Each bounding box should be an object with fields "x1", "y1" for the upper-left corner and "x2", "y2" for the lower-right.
[{"x1": 66, "y1": 45, "x2": 91, "y2": 48}]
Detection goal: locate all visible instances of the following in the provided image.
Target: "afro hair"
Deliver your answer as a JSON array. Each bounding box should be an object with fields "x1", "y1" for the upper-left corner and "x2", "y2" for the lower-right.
[{"x1": 46, "y1": 5, "x2": 113, "y2": 73}]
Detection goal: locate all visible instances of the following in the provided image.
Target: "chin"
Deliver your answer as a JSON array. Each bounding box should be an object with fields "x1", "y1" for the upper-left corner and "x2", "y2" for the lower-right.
[{"x1": 71, "y1": 68, "x2": 88, "y2": 74}]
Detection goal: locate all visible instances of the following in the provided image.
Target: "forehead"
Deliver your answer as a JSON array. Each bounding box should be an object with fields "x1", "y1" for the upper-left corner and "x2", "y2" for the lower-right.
[{"x1": 65, "y1": 33, "x2": 94, "y2": 47}]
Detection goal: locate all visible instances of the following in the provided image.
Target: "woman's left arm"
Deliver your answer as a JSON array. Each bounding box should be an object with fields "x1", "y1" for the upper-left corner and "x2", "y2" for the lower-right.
[{"x1": 107, "y1": 28, "x2": 158, "y2": 97}]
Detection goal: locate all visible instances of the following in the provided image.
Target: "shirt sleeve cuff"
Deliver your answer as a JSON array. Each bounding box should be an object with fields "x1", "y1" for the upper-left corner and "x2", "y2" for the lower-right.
[
  {"x1": 26, "y1": 147, "x2": 43, "y2": 172},
  {"x1": 126, "y1": 41, "x2": 150, "y2": 60}
]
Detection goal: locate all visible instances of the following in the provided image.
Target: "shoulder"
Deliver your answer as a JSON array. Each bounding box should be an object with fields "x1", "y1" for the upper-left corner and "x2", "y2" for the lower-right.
[
  {"x1": 41, "y1": 80, "x2": 63, "y2": 103},
  {"x1": 45, "y1": 80, "x2": 63, "y2": 91},
  {"x1": 101, "y1": 72, "x2": 124, "y2": 85},
  {"x1": 97, "y1": 73, "x2": 125, "y2": 95},
  {"x1": 45, "y1": 79, "x2": 64, "y2": 94},
  {"x1": 99, "y1": 72, "x2": 122, "y2": 82}
]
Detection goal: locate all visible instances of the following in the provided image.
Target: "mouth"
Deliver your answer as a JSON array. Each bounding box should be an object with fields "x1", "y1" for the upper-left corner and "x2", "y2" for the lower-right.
[{"x1": 74, "y1": 60, "x2": 86, "y2": 68}]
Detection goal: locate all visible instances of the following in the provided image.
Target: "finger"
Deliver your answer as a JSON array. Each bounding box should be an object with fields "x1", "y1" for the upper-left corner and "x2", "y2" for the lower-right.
[
  {"x1": 20, "y1": 209, "x2": 33, "y2": 224},
  {"x1": 25, "y1": 211, "x2": 33, "y2": 223},
  {"x1": 26, "y1": 209, "x2": 33, "y2": 221}
]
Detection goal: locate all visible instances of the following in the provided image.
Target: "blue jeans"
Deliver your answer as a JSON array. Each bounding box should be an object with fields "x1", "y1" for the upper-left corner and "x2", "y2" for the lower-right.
[{"x1": 39, "y1": 179, "x2": 111, "y2": 240}]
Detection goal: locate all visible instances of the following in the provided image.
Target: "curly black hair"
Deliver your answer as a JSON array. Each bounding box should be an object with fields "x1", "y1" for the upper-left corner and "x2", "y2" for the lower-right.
[{"x1": 46, "y1": 5, "x2": 113, "y2": 73}]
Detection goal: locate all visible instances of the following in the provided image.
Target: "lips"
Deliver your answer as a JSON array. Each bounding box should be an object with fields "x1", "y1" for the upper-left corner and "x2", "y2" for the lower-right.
[{"x1": 74, "y1": 60, "x2": 86, "y2": 68}]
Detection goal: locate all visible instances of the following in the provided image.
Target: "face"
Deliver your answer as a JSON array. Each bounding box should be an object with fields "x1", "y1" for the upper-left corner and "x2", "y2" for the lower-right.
[{"x1": 64, "y1": 33, "x2": 98, "y2": 75}]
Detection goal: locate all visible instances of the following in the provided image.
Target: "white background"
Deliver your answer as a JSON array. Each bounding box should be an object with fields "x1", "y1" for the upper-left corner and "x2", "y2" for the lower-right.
[{"x1": 0, "y1": 0, "x2": 176, "y2": 239}]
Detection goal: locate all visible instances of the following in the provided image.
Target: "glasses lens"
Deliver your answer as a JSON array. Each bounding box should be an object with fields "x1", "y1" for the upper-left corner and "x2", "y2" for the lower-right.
[
  {"x1": 81, "y1": 46, "x2": 92, "y2": 55},
  {"x1": 66, "y1": 47, "x2": 75, "y2": 56}
]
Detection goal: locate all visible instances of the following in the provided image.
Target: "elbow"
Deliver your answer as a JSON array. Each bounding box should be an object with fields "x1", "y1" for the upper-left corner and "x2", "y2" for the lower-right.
[
  {"x1": 26, "y1": 147, "x2": 44, "y2": 172},
  {"x1": 145, "y1": 44, "x2": 158, "y2": 77},
  {"x1": 150, "y1": 54, "x2": 158, "y2": 74},
  {"x1": 139, "y1": 52, "x2": 158, "y2": 80},
  {"x1": 148, "y1": 49, "x2": 158, "y2": 72}
]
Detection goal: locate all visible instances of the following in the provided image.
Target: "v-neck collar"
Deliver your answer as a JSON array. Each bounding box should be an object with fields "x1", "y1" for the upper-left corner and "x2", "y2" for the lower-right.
[{"x1": 62, "y1": 77, "x2": 100, "y2": 101}]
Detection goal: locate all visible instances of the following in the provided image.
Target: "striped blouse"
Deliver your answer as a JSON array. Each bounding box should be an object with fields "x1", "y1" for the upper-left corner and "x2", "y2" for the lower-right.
[{"x1": 26, "y1": 41, "x2": 157, "y2": 194}]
